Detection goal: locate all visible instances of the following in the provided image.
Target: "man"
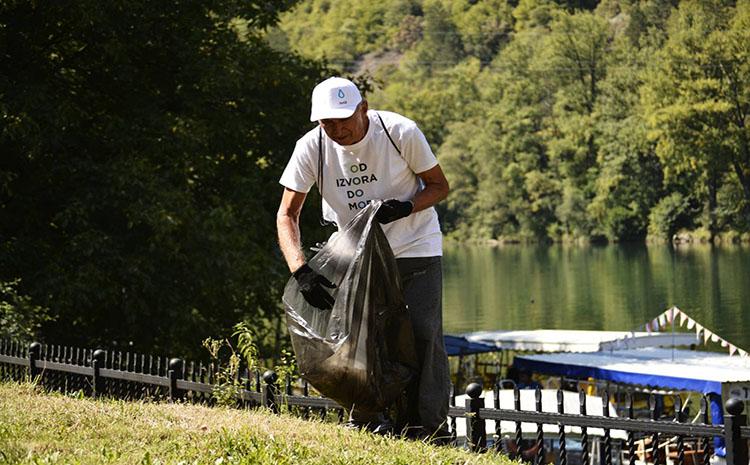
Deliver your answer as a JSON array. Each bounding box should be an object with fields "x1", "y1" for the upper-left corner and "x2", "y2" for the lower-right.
[{"x1": 276, "y1": 76, "x2": 451, "y2": 440}]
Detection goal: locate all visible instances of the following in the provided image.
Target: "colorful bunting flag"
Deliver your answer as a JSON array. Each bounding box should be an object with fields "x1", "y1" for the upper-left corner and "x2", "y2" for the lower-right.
[{"x1": 638, "y1": 307, "x2": 747, "y2": 357}]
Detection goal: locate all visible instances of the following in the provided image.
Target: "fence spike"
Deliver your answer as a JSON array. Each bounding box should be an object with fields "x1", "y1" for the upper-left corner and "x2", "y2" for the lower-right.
[
  {"x1": 558, "y1": 389, "x2": 567, "y2": 465},
  {"x1": 701, "y1": 396, "x2": 712, "y2": 465},
  {"x1": 535, "y1": 387, "x2": 544, "y2": 465},
  {"x1": 650, "y1": 393, "x2": 661, "y2": 465},
  {"x1": 627, "y1": 392, "x2": 636, "y2": 465},
  {"x1": 580, "y1": 390, "x2": 589, "y2": 465},
  {"x1": 602, "y1": 390, "x2": 612, "y2": 465},
  {"x1": 514, "y1": 387, "x2": 522, "y2": 454}
]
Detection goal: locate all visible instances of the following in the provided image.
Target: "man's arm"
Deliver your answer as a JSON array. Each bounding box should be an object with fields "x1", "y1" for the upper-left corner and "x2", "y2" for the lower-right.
[
  {"x1": 412, "y1": 164, "x2": 450, "y2": 213},
  {"x1": 276, "y1": 187, "x2": 308, "y2": 273}
]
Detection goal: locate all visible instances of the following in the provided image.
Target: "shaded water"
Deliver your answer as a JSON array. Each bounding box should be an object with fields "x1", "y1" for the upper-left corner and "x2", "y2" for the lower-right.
[{"x1": 442, "y1": 243, "x2": 750, "y2": 351}]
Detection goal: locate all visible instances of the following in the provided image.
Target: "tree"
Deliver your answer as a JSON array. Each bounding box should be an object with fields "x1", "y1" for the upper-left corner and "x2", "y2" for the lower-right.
[
  {"x1": 439, "y1": 28, "x2": 560, "y2": 241},
  {"x1": 451, "y1": 0, "x2": 514, "y2": 64},
  {"x1": 539, "y1": 11, "x2": 612, "y2": 238},
  {"x1": 413, "y1": 0, "x2": 464, "y2": 71},
  {"x1": 0, "y1": 1, "x2": 326, "y2": 358},
  {"x1": 642, "y1": 0, "x2": 750, "y2": 238},
  {"x1": 589, "y1": 34, "x2": 664, "y2": 241}
]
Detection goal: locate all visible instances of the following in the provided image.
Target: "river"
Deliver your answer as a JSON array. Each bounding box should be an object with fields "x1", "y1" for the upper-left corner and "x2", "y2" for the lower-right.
[{"x1": 442, "y1": 242, "x2": 750, "y2": 351}]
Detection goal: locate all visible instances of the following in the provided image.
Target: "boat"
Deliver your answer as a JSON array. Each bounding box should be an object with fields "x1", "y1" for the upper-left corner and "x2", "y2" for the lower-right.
[
  {"x1": 512, "y1": 347, "x2": 750, "y2": 462},
  {"x1": 446, "y1": 329, "x2": 699, "y2": 356}
]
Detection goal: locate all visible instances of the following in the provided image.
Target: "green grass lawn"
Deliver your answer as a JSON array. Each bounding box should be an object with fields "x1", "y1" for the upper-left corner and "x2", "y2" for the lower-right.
[{"x1": 0, "y1": 382, "x2": 514, "y2": 465}]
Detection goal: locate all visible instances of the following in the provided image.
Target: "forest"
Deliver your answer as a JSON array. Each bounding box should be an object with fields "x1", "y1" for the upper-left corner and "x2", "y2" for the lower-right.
[
  {"x1": 278, "y1": 0, "x2": 750, "y2": 243},
  {"x1": 1, "y1": 0, "x2": 749, "y2": 358},
  {"x1": 0, "y1": 1, "x2": 329, "y2": 358}
]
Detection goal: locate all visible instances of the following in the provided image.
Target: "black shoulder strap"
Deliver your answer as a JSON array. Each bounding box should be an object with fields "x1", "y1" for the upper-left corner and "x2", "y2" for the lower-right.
[
  {"x1": 317, "y1": 127, "x2": 333, "y2": 227},
  {"x1": 376, "y1": 112, "x2": 401, "y2": 155},
  {"x1": 317, "y1": 126, "x2": 323, "y2": 197}
]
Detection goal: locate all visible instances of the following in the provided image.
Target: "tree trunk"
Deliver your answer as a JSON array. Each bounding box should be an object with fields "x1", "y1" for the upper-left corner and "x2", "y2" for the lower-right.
[{"x1": 707, "y1": 175, "x2": 718, "y2": 242}]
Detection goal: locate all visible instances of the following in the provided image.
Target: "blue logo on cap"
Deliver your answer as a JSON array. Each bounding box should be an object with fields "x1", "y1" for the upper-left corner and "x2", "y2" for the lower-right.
[{"x1": 337, "y1": 89, "x2": 345, "y2": 99}]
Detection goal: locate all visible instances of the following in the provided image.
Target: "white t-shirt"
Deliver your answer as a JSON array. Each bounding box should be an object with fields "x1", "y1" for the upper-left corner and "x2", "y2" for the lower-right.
[{"x1": 279, "y1": 110, "x2": 442, "y2": 258}]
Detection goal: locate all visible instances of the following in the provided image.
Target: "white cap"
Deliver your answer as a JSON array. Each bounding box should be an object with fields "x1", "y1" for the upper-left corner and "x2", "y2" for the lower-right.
[{"x1": 309, "y1": 77, "x2": 362, "y2": 122}]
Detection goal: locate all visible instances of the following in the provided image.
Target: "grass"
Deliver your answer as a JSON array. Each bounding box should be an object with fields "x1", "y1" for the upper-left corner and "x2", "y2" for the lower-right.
[{"x1": 0, "y1": 382, "x2": 514, "y2": 465}]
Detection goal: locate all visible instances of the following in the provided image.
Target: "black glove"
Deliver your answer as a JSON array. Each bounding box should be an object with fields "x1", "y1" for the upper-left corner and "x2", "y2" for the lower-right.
[
  {"x1": 293, "y1": 263, "x2": 336, "y2": 310},
  {"x1": 375, "y1": 199, "x2": 414, "y2": 224}
]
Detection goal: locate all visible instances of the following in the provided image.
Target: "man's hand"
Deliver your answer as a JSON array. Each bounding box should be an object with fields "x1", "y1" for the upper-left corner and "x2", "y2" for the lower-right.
[
  {"x1": 376, "y1": 199, "x2": 413, "y2": 224},
  {"x1": 293, "y1": 264, "x2": 336, "y2": 310}
]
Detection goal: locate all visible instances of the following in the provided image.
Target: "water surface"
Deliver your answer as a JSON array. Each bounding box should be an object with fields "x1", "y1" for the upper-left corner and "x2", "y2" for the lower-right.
[{"x1": 442, "y1": 243, "x2": 750, "y2": 351}]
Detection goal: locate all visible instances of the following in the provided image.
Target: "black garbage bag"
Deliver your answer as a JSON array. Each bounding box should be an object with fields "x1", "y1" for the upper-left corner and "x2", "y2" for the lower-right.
[{"x1": 283, "y1": 200, "x2": 418, "y2": 414}]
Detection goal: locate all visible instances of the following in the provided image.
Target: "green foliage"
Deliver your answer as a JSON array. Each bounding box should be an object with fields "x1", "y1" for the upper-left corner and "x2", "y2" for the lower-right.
[
  {"x1": 277, "y1": 0, "x2": 750, "y2": 242},
  {"x1": 0, "y1": 1, "x2": 327, "y2": 358},
  {"x1": 451, "y1": 0, "x2": 514, "y2": 63},
  {"x1": 642, "y1": 0, "x2": 750, "y2": 236},
  {"x1": 0, "y1": 279, "x2": 51, "y2": 341},
  {"x1": 9, "y1": 0, "x2": 750, "y2": 364},
  {"x1": 278, "y1": 0, "x2": 417, "y2": 66},
  {"x1": 203, "y1": 335, "x2": 244, "y2": 407},
  {"x1": 589, "y1": 35, "x2": 663, "y2": 241},
  {"x1": 203, "y1": 324, "x2": 297, "y2": 408},
  {"x1": 233, "y1": 321, "x2": 261, "y2": 371},
  {"x1": 414, "y1": 0, "x2": 465, "y2": 70},
  {"x1": 513, "y1": 0, "x2": 560, "y2": 31},
  {"x1": 647, "y1": 192, "x2": 693, "y2": 239}
]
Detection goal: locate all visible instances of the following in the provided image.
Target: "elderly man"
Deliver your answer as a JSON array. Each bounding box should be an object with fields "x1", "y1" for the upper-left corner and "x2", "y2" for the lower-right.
[{"x1": 276, "y1": 77, "x2": 450, "y2": 440}]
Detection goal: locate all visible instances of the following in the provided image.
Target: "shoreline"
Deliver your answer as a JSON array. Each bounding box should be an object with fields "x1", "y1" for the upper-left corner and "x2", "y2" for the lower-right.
[{"x1": 444, "y1": 229, "x2": 750, "y2": 247}]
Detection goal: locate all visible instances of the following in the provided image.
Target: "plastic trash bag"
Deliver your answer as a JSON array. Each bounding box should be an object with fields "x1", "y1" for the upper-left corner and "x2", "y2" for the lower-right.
[{"x1": 283, "y1": 200, "x2": 418, "y2": 414}]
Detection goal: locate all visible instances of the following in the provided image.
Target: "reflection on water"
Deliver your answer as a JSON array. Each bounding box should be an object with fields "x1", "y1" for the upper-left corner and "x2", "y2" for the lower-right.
[{"x1": 442, "y1": 242, "x2": 750, "y2": 351}]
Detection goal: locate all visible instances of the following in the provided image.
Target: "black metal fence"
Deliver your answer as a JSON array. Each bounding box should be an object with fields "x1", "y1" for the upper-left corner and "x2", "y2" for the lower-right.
[{"x1": 2, "y1": 339, "x2": 749, "y2": 465}]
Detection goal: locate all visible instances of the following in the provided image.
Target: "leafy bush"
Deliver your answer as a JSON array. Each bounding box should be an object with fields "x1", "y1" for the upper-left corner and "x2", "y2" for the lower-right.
[
  {"x1": 647, "y1": 192, "x2": 692, "y2": 240},
  {"x1": 0, "y1": 279, "x2": 51, "y2": 341}
]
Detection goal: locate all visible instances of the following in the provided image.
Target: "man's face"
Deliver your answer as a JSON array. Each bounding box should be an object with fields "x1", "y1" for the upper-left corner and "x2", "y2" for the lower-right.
[{"x1": 319, "y1": 101, "x2": 369, "y2": 146}]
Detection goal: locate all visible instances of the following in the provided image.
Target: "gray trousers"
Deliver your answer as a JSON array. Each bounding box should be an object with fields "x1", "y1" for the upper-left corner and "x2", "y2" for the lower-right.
[
  {"x1": 351, "y1": 256, "x2": 450, "y2": 433},
  {"x1": 396, "y1": 256, "x2": 450, "y2": 433}
]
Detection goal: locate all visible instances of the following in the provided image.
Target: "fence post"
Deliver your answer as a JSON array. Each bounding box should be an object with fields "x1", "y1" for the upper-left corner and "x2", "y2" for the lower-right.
[
  {"x1": 92, "y1": 349, "x2": 106, "y2": 397},
  {"x1": 262, "y1": 370, "x2": 279, "y2": 414},
  {"x1": 724, "y1": 398, "x2": 748, "y2": 465},
  {"x1": 168, "y1": 358, "x2": 184, "y2": 402},
  {"x1": 466, "y1": 382, "x2": 486, "y2": 452},
  {"x1": 28, "y1": 342, "x2": 41, "y2": 381}
]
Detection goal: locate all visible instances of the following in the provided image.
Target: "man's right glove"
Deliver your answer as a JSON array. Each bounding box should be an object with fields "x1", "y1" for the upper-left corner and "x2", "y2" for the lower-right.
[
  {"x1": 293, "y1": 263, "x2": 336, "y2": 310},
  {"x1": 375, "y1": 199, "x2": 414, "y2": 224}
]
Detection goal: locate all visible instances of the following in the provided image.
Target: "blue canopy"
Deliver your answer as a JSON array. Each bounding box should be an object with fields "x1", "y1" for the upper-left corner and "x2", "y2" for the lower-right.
[
  {"x1": 444, "y1": 334, "x2": 498, "y2": 356},
  {"x1": 512, "y1": 348, "x2": 750, "y2": 395}
]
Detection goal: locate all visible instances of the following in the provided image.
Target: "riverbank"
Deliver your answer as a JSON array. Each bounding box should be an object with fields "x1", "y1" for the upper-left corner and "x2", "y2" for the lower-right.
[
  {"x1": 445, "y1": 228, "x2": 750, "y2": 246},
  {"x1": 0, "y1": 382, "x2": 510, "y2": 465}
]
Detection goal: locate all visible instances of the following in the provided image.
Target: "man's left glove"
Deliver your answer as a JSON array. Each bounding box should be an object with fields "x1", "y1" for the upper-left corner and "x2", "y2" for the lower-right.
[
  {"x1": 293, "y1": 263, "x2": 336, "y2": 310},
  {"x1": 376, "y1": 199, "x2": 414, "y2": 224}
]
